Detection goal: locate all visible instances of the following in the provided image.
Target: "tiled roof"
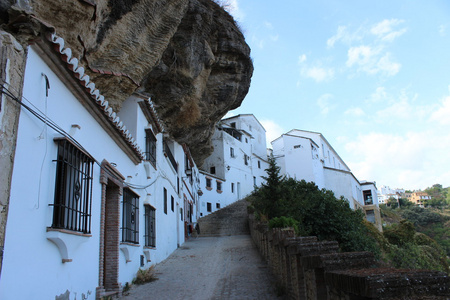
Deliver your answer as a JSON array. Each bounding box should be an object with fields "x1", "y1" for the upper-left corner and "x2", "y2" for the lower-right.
[{"x1": 44, "y1": 31, "x2": 145, "y2": 161}]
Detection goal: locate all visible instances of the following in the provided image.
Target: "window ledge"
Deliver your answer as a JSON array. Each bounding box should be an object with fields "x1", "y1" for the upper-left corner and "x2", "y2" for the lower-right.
[
  {"x1": 144, "y1": 246, "x2": 156, "y2": 250},
  {"x1": 217, "y1": 190, "x2": 223, "y2": 194},
  {"x1": 120, "y1": 242, "x2": 140, "y2": 247},
  {"x1": 46, "y1": 228, "x2": 91, "y2": 263},
  {"x1": 206, "y1": 187, "x2": 212, "y2": 191}
]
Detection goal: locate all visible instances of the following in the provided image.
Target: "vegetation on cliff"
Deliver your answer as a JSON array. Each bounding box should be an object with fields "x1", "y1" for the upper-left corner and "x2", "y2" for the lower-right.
[{"x1": 249, "y1": 157, "x2": 449, "y2": 273}]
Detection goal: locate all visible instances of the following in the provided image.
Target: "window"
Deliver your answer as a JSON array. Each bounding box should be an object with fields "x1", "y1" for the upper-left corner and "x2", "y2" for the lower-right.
[
  {"x1": 145, "y1": 129, "x2": 157, "y2": 165},
  {"x1": 230, "y1": 147, "x2": 235, "y2": 158},
  {"x1": 207, "y1": 202, "x2": 212, "y2": 212},
  {"x1": 163, "y1": 138, "x2": 177, "y2": 172},
  {"x1": 230, "y1": 122, "x2": 236, "y2": 128},
  {"x1": 231, "y1": 182, "x2": 235, "y2": 193},
  {"x1": 244, "y1": 155, "x2": 248, "y2": 165},
  {"x1": 245, "y1": 138, "x2": 248, "y2": 143},
  {"x1": 216, "y1": 203, "x2": 220, "y2": 209},
  {"x1": 210, "y1": 166, "x2": 216, "y2": 174},
  {"x1": 206, "y1": 178, "x2": 212, "y2": 189},
  {"x1": 171, "y1": 195, "x2": 174, "y2": 212},
  {"x1": 363, "y1": 190, "x2": 373, "y2": 205},
  {"x1": 253, "y1": 176, "x2": 256, "y2": 186},
  {"x1": 122, "y1": 188, "x2": 139, "y2": 244},
  {"x1": 258, "y1": 160, "x2": 261, "y2": 169},
  {"x1": 51, "y1": 139, "x2": 94, "y2": 234},
  {"x1": 144, "y1": 205, "x2": 156, "y2": 247},
  {"x1": 217, "y1": 181, "x2": 222, "y2": 191},
  {"x1": 164, "y1": 188, "x2": 167, "y2": 214}
]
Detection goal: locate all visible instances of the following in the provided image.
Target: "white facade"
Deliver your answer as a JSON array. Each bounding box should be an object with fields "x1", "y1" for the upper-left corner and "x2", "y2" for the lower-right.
[
  {"x1": 199, "y1": 114, "x2": 268, "y2": 216},
  {"x1": 0, "y1": 35, "x2": 200, "y2": 299},
  {"x1": 271, "y1": 129, "x2": 381, "y2": 228}
]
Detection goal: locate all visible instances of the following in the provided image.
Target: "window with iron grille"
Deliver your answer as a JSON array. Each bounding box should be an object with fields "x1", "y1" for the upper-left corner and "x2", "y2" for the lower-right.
[
  {"x1": 144, "y1": 205, "x2": 156, "y2": 247},
  {"x1": 122, "y1": 188, "x2": 139, "y2": 244},
  {"x1": 145, "y1": 129, "x2": 157, "y2": 166},
  {"x1": 171, "y1": 195, "x2": 174, "y2": 212},
  {"x1": 51, "y1": 138, "x2": 94, "y2": 234}
]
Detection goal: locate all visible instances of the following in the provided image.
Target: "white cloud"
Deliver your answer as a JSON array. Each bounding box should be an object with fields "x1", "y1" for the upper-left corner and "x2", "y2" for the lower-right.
[
  {"x1": 219, "y1": 0, "x2": 245, "y2": 21},
  {"x1": 371, "y1": 19, "x2": 407, "y2": 42},
  {"x1": 327, "y1": 26, "x2": 347, "y2": 48},
  {"x1": 317, "y1": 94, "x2": 334, "y2": 115},
  {"x1": 346, "y1": 45, "x2": 379, "y2": 68},
  {"x1": 327, "y1": 25, "x2": 363, "y2": 48},
  {"x1": 260, "y1": 119, "x2": 285, "y2": 147},
  {"x1": 264, "y1": 21, "x2": 273, "y2": 30},
  {"x1": 344, "y1": 107, "x2": 365, "y2": 117},
  {"x1": 344, "y1": 130, "x2": 450, "y2": 190},
  {"x1": 430, "y1": 93, "x2": 450, "y2": 125},
  {"x1": 346, "y1": 46, "x2": 400, "y2": 76},
  {"x1": 367, "y1": 87, "x2": 388, "y2": 103},
  {"x1": 298, "y1": 54, "x2": 307, "y2": 64},
  {"x1": 302, "y1": 66, "x2": 334, "y2": 82},
  {"x1": 270, "y1": 34, "x2": 279, "y2": 42},
  {"x1": 377, "y1": 53, "x2": 401, "y2": 76},
  {"x1": 439, "y1": 24, "x2": 446, "y2": 36}
]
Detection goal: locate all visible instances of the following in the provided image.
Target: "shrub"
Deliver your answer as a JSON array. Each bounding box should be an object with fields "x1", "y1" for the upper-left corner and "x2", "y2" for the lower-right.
[
  {"x1": 132, "y1": 266, "x2": 158, "y2": 285},
  {"x1": 268, "y1": 216, "x2": 299, "y2": 233}
]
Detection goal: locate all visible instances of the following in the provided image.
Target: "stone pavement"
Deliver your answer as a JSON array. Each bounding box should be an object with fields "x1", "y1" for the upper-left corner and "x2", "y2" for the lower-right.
[{"x1": 119, "y1": 235, "x2": 283, "y2": 300}]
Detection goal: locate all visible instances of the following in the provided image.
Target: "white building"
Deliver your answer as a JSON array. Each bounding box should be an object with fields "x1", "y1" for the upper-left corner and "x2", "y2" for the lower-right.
[
  {"x1": 0, "y1": 31, "x2": 200, "y2": 299},
  {"x1": 198, "y1": 114, "x2": 269, "y2": 216},
  {"x1": 271, "y1": 129, "x2": 382, "y2": 230}
]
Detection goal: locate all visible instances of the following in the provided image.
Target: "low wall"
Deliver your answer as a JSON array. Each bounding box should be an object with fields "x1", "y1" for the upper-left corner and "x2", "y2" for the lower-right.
[{"x1": 248, "y1": 214, "x2": 450, "y2": 300}]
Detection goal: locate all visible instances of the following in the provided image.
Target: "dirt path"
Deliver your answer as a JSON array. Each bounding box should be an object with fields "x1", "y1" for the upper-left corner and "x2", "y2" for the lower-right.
[{"x1": 119, "y1": 235, "x2": 282, "y2": 300}]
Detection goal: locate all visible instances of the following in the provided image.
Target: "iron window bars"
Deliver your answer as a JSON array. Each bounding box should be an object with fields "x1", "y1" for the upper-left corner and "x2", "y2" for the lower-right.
[
  {"x1": 144, "y1": 205, "x2": 156, "y2": 247},
  {"x1": 145, "y1": 129, "x2": 157, "y2": 166},
  {"x1": 122, "y1": 188, "x2": 139, "y2": 244},
  {"x1": 163, "y1": 140, "x2": 178, "y2": 172},
  {"x1": 51, "y1": 138, "x2": 94, "y2": 234}
]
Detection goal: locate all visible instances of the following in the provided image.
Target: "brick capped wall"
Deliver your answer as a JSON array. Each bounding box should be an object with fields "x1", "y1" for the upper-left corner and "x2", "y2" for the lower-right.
[{"x1": 248, "y1": 214, "x2": 450, "y2": 300}]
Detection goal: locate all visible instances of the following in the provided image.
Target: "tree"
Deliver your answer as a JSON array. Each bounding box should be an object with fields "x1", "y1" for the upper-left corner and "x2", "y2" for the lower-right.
[
  {"x1": 387, "y1": 197, "x2": 399, "y2": 209},
  {"x1": 252, "y1": 156, "x2": 284, "y2": 218}
]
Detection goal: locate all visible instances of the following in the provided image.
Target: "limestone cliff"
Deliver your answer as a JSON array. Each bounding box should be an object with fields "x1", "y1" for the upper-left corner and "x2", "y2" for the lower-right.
[{"x1": 1, "y1": 0, "x2": 253, "y2": 164}]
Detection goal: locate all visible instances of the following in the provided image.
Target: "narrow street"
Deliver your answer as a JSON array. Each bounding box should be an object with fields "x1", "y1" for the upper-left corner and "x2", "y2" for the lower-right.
[{"x1": 119, "y1": 235, "x2": 282, "y2": 300}]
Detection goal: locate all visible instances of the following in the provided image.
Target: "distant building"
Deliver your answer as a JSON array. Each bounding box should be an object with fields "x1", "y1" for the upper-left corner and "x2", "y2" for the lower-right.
[
  {"x1": 198, "y1": 114, "x2": 269, "y2": 216},
  {"x1": 410, "y1": 192, "x2": 431, "y2": 207},
  {"x1": 271, "y1": 129, "x2": 382, "y2": 231}
]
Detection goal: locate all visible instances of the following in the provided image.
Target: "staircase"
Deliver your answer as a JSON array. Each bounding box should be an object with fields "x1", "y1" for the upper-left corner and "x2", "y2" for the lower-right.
[{"x1": 197, "y1": 199, "x2": 250, "y2": 236}]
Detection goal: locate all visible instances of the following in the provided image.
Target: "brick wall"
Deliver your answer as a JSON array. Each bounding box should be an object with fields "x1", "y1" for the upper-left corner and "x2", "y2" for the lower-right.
[{"x1": 248, "y1": 214, "x2": 450, "y2": 300}]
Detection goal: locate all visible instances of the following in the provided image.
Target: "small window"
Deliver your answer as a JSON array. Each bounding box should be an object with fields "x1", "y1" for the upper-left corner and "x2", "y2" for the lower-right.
[
  {"x1": 258, "y1": 160, "x2": 261, "y2": 169},
  {"x1": 230, "y1": 122, "x2": 236, "y2": 128},
  {"x1": 144, "y1": 205, "x2": 156, "y2": 247},
  {"x1": 244, "y1": 155, "x2": 248, "y2": 165},
  {"x1": 163, "y1": 188, "x2": 167, "y2": 214},
  {"x1": 210, "y1": 166, "x2": 216, "y2": 174},
  {"x1": 294, "y1": 145, "x2": 301, "y2": 149},
  {"x1": 145, "y1": 129, "x2": 157, "y2": 165},
  {"x1": 206, "y1": 178, "x2": 212, "y2": 189},
  {"x1": 51, "y1": 139, "x2": 94, "y2": 234},
  {"x1": 217, "y1": 181, "x2": 222, "y2": 191},
  {"x1": 231, "y1": 182, "x2": 235, "y2": 193},
  {"x1": 171, "y1": 195, "x2": 174, "y2": 212},
  {"x1": 230, "y1": 147, "x2": 235, "y2": 158},
  {"x1": 216, "y1": 203, "x2": 220, "y2": 209},
  {"x1": 122, "y1": 189, "x2": 139, "y2": 244},
  {"x1": 253, "y1": 176, "x2": 256, "y2": 186},
  {"x1": 245, "y1": 138, "x2": 248, "y2": 143},
  {"x1": 207, "y1": 202, "x2": 212, "y2": 212}
]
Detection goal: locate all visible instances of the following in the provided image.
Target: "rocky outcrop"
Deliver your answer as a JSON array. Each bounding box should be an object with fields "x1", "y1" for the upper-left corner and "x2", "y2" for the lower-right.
[{"x1": 1, "y1": 0, "x2": 252, "y2": 164}]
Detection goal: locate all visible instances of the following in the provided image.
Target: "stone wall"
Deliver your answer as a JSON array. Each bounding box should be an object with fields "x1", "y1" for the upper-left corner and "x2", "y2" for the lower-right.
[
  {"x1": 0, "y1": 31, "x2": 27, "y2": 274},
  {"x1": 249, "y1": 214, "x2": 450, "y2": 300}
]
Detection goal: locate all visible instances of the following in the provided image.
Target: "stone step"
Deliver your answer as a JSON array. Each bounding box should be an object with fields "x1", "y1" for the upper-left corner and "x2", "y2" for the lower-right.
[{"x1": 197, "y1": 199, "x2": 250, "y2": 236}]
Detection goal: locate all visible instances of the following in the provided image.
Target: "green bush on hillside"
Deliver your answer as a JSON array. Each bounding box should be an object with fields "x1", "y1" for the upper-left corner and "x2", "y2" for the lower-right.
[{"x1": 250, "y1": 157, "x2": 379, "y2": 255}]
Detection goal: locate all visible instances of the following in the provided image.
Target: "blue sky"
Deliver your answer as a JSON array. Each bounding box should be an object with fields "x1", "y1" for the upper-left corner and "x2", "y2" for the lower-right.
[{"x1": 223, "y1": 0, "x2": 450, "y2": 191}]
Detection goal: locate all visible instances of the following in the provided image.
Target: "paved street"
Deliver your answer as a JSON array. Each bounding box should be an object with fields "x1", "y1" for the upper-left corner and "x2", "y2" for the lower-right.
[{"x1": 119, "y1": 235, "x2": 283, "y2": 300}]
